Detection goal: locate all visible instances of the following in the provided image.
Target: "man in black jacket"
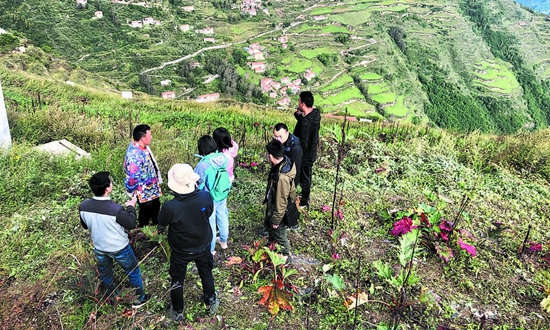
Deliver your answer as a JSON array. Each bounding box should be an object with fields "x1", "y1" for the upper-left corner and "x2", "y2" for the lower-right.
[
  {"x1": 273, "y1": 123, "x2": 303, "y2": 185},
  {"x1": 273, "y1": 123, "x2": 302, "y2": 230},
  {"x1": 158, "y1": 163, "x2": 219, "y2": 322},
  {"x1": 293, "y1": 91, "x2": 321, "y2": 208}
]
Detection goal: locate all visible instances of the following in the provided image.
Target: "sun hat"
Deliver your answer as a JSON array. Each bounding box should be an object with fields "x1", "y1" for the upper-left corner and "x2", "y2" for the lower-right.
[{"x1": 167, "y1": 163, "x2": 200, "y2": 194}]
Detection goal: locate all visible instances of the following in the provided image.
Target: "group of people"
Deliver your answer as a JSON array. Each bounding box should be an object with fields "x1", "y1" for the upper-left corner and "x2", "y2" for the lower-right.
[{"x1": 78, "y1": 91, "x2": 321, "y2": 321}]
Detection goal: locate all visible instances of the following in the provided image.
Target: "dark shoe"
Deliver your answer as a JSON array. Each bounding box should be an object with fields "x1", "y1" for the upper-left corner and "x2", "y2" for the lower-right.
[
  {"x1": 168, "y1": 306, "x2": 184, "y2": 322},
  {"x1": 258, "y1": 229, "x2": 269, "y2": 237},
  {"x1": 287, "y1": 224, "x2": 300, "y2": 231},
  {"x1": 284, "y1": 254, "x2": 292, "y2": 265},
  {"x1": 298, "y1": 202, "x2": 309, "y2": 209},
  {"x1": 132, "y1": 293, "x2": 150, "y2": 309},
  {"x1": 207, "y1": 294, "x2": 220, "y2": 315}
]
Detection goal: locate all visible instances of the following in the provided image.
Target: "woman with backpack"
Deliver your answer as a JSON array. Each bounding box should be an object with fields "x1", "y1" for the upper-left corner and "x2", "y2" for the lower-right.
[{"x1": 194, "y1": 135, "x2": 232, "y2": 255}]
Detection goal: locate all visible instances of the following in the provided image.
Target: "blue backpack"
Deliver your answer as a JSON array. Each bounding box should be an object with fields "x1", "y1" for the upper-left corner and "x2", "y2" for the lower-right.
[{"x1": 197, "y1": 153, "x2": 231, "y2": 201}]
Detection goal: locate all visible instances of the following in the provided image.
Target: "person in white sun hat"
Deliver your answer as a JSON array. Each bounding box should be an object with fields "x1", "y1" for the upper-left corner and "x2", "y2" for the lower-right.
[{"x1": 158, "y1": 164, "x2": 219, "y2": 322}]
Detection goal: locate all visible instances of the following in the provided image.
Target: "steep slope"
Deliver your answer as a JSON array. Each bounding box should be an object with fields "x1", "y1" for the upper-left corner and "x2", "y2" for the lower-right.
[{"x1": 1, "y1": 0, "x2": 550, "y2": 133}]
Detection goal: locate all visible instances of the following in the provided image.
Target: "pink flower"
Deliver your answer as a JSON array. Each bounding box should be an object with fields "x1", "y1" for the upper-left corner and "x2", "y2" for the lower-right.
[
  {"x1": 334, "y1": 209, "x2": 344, "y2": 219},
  {"x1": 458, "y1": 238, "x2": 476, "y2": 257},
  {"x1": 438, "y1": 220, "x2": 454, "y2": 241},
  {"x1": 529, "y1": 242, "x2": 542, "y2": 252},
  {"x1": 239, "y1": 162, "x2": 247, "y2": 167},
  {"x1": 331, "y1": 252, "x2": 340, "y2": 260},
  {"x1": 390, "y1": 217, "x2": 417, "y2": 237},
  {"x1": 250, "y1": 162, "x2": 259, "y2": 167},
  {"x1": 321, "y1": 205, "x2": 331, "y2": 212}
]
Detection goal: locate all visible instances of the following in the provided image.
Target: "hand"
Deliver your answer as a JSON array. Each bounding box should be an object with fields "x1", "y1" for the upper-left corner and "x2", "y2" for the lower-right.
[{"x1": 125, "y1": 195, "x2": 137, "y2": 207}]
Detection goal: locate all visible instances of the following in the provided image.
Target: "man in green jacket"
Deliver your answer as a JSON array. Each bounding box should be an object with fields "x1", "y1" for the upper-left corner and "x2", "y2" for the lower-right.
[{"x1": 263, "y1": 140, "x2": 297, "y2": 259}]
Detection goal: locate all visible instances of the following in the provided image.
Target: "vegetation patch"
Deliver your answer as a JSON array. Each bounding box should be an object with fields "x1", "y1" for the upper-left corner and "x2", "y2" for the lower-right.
[
  {"x1": 300, "y1": 47, "x2": 340, "y2": 59},
  {"x1": 384, "y1": 95, "x2": 408, "y2": 117},
  {"x1": 331, "y1": 10, "x2": 372, "y2": 26},
  {"x1": 321, "y1": 74, "x2": 354, "y2": 92},
  {"x1": 278, "y1": 57, "x2": 312, "y2": 73}
]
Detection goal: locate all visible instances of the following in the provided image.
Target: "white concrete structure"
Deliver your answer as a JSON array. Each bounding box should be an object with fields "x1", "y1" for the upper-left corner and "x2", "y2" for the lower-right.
[
  {"x1": 0, "y1": 81, "x2": 11, "y2": 150},
  {"x1": 121, "y1": 91, "x2": 133, "y2": 99},
  {"x1": 35, "y1": 139, "x2": 91, "y2": 160}
]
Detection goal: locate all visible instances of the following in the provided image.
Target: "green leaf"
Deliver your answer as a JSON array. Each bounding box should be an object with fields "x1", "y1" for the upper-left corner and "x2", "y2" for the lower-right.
[
  {"x1": 325, "y1": 273, "x2": 346, "y2": 291},
  {"x1": 541, "y1": 295, "x2": 550, "y2": 313},
  {"x1": 418, "y1": 203, "x2": 437, "y2": 214},
  {"x1": 373, "y1": 260, "x2": 392, "y2": 280}
]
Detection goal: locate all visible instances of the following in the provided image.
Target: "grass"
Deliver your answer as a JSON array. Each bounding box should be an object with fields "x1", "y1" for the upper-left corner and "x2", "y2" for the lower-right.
[
  {"x1": 2, "y1": 69, "x2": 550, "y2": 329},
  {"x1": 278, "y1": 57, "x2": 312, "y2": 73},
  {"x1": 321, "y1": 74, "x2": 354, "y2": 92},
  {"x1": 384, "y1": 95, "x2": 408, "y2": 117},
  {"x1": 331, "y1": 10, "x2": 372, "y2": 26},
  {"x1": 299, "y1": 47, "x2": 340, "y2": 59}
]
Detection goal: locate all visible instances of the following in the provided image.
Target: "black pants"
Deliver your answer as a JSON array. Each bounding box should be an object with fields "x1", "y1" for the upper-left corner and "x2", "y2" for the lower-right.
[
  {"x1": 169, "y1": 250, "x2": 216, "y2": 313},
  {"x1": 137, "y1": 198, "x2": 160, "y2": 227},
  {"x1": 299, "y1": 164, "x2": 313, "y2": 205}
]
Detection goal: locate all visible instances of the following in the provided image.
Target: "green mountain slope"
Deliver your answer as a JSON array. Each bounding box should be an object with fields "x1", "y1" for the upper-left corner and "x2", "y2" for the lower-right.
[{"x1": 1, "y1": 0, "x2": 550, "y2": 133}]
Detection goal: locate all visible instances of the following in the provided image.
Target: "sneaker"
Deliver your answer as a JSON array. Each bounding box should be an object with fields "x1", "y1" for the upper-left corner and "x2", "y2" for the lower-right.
[
  {"x1": 287, "y1": 224, "x2": 300, "y2": 231},
  {"x1": 132, "y1": 293, "x2": 150, "y2": 309},
  {"x1": 206, "y1": 295, "x2": 220, "y2": 315},
  {"x1": 167, "y1": 306, "x2": 184, "y2": 322},
  {"x1": 258, "y1": 229, "x2": 269, "y2": 237},
  {"x1": 216, "y1": 237, "x2": 228, "y2": 249}
]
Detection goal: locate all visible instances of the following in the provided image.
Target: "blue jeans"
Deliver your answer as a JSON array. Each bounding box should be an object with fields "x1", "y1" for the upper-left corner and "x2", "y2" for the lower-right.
[
  {"x1": 209, "y1": 199, "x2": 229, "y2": 252},
  {"x1": 94, "y1": 244, "x2": 145, "y2": 301}
]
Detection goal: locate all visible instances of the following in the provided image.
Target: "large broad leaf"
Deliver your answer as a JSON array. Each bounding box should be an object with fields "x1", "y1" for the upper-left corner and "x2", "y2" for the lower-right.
[
  {"x1": 258, "y1": 279, "x2": 294, "y2": 315},
  {"x1": 344, "y1": 290, "x2": 368, "y2": 310},
  {"x1": 435, "y1": 243, "x2": 454, "y2": 263},
  {"x1": 541, "y1": 295, "x2": 550, "y2": 313},
  {"x1": 325, "y1": 273, "x2": 346, "y2": 292}
]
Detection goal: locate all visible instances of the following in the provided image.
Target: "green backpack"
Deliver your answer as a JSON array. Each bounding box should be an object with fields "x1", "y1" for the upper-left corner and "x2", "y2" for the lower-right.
[{"x1": 198, "y1": 153, "x2": 231, "y2": 201}]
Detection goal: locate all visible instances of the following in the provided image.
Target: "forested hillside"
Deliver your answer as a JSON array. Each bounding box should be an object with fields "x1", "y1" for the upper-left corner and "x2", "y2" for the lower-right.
[{"x1": 2, "y1": 0, "x2": 550, "y2": 133}]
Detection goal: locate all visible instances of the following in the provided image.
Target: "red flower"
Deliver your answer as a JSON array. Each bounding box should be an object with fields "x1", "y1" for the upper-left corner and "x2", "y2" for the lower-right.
[
  {"x1": 321, "y1": 205, "x2": 331, "y2": 212},
  {"x1": 331, "y1": 252, "x2": 340, "y2": 260},
  {"x1": 438, "y1": 220, "x2": 454, "y2": 241},
  {"x1": 390, "y1": 217, "x2": 417, "y2": 237}
]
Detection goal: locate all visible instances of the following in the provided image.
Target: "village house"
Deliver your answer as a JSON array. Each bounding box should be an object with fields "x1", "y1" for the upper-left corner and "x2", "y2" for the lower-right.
[
  {"x1": 244, "y1": 9, "x2": 257, "y2": 16},
  {"x1": 304, "y1": 69, "x2": 316, "y2": 81},
  {"x1": 203, "y1": 38, "x2": 216, "y2": 43},
  {"x1": 94, "y1": 11, "x2": 103, "y2": 19},
  {"x1": 130, "y1": 20, "x2": 143, "y2": 28},
  {"x1": 160, "y1": 79, "x2": 172, "y2": 86},
  {"x1": 199, "y1": 27, "x2": 214, "y2": 35},
  {"x1": 180, "y1": 24, "x2": 190, "y2": 32},
  {"x1": 314, "y1": 15, "x2": 327, "y2": 21},
  {"x1": 190, "y1": 62, "x2": 201, "y2": 68},
  {"x1": 277, "y1": 97, "x2": 291, "y2": 106},
  {"x1": 162, "y1": 91, "x2": 176, "y2": 99},
  {"x1": 280, "y1": 76, "x2": 290, "y2": 85},
  {"x1": 76, "y1": 0, "x2": 87, "y2": 6},
  {"x1": 183, "y1": 6, "x2": 195, "y2": 12},
  {"x1": 277, "y1": 35, "x2": 288, "y2": 43},
  {"x1": 143, "y1": 17, "x2": 155, "y2": 25},
  {"x1": 0, "y1": 28, "x2": 6, "y2": 34},
  {"x1": 288, "y1": 83, "x2": 301, "y2": 93},
  {"x1": 196, "y1": 93, "x2": 220, "y2": 103},
  {"x1": 280, "y1": 86, "x2": 288, "y2": 95},
  {"x1": 269, "y1": 92, "x2": 277, "y2": 98},
  {"x1": 260, "y1": 78, "x2": 274, "y2": 92},
  {"x1": 282, "y1": 43, "x2": 288, "y2": 49},
  {"x1": 518, "y1": 21, "x2": 527, "y2": 26},
  {"x1": 248, "y1": 62, "x2": 266, "y2": 73},
  {"x1": 293, "y1": 78, "x2": 302, "y2": 85}
]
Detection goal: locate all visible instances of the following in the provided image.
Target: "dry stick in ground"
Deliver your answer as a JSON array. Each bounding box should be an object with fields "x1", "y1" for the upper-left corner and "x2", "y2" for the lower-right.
[
  {"x1": 331, "y1": 108, "x2": 348, "y2": 229},
  {"x1": 519, "y1": 224, "x2": 532, "y2": 257},
  {"x1": 391, "y1": 230, "x2": 420, "y2": 330},
  {"x1": 352, "y1": 254, "x2": 362, "y2": 329}
]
